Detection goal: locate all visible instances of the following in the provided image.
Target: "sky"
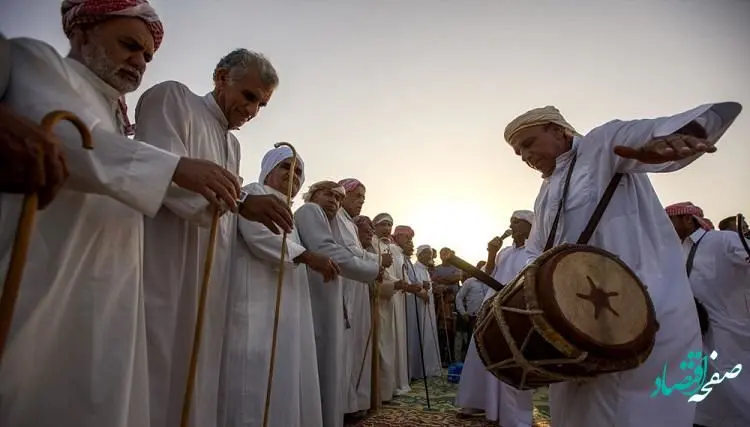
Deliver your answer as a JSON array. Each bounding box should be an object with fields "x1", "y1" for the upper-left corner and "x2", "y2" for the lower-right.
[{"x1": 1, "y1": 0, "x2": 749, "y2": 264}]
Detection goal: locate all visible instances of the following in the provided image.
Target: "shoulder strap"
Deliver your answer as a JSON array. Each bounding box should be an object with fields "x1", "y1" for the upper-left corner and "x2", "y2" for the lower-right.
[
  {"x1": 544, "y1": 154, "x2": 578, "y2": 251},
  {"x1": 686, "y1": 231, "x2": 709, "y2": 277},
  {"x1": 576, "y1": 173, "x2": 624, "y2": 245}
]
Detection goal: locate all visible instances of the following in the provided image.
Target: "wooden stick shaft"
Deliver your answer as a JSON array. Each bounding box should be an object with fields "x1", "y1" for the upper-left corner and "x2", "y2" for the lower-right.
[{"x1": 180, "y1": 210, "x2": 221, "y2": 427}]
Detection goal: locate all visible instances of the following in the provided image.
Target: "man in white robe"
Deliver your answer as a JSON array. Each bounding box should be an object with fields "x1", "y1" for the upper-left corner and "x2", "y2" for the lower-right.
[
  {"x1": 369, "y1": 216, "x2": 417, "y2": 402},
  {"x1": 294, "y1": 181, "x2": 382, "y2": 427},
  {"x1": 218, "y1": 146, "x2": 339, "y2": 427},
  {"x1": 503, "y1": 103, "x2": 742, "y2": 427},
  {"x1": 456, "y1": 210, "x2": 535, "y2": 427},
  {"x1": 0, "y1": 2, "x2": 243, "y2": 426},
  {"x1": 407, "y1": 244, "x2": 443, "y2": 379},
  {"x1": 135, "y1": 49, "x2": 294, "y2": 427},
  {"x1": 335, "y1": 178, "x2": 390, "y2": 417},
  {"x1": 1, "y1": 32, "x2": 68, "y2": 207},
  {"x1": 666, "y1": 202, "x2": 750, "y2": 427},
  {"x1": 384, "y1": 222, "x2": 416, "y2": 396}
]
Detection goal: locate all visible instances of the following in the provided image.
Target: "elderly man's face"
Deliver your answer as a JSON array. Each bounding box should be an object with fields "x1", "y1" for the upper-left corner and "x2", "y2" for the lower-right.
[
  {"x1": 510, "y1": 124, "x2": 570, "y2": 177},
  {"x1": 214, "y1": 69, "x2": 275, "y2": 129},
  {"x1": 265, "y1": 158, "x2": 303, "y2": 197},
  {"x1": 342, "y1": 186, "x2": 366, "y2": 217},
  {"x1": 510, "y1": 217, "x2": 532, "y2": 240},
  {"x1": 356, "y1": 222, "x2": 375, "y2": 247},
  {"x1": 311, "y1": 189, "x2": 344, "y2": 220},
  {"x1": 403, "y1": 241, "x2": 415, "y2": 257},
  {"x1": 72, "y1": 17, "x2": 154, "y2": 93},
  {"x1": 669, "y1": 214, "x2": 695, "y2": 240},
  {"x1": 417, "y1": 249, "x2": 432, "y2": 265},
  {"x1": 374, "y1": 220, "x2": 392, "y2": 238},
  {"x1": 394, "y1": 234, "x2": 411, "y2": 249}
]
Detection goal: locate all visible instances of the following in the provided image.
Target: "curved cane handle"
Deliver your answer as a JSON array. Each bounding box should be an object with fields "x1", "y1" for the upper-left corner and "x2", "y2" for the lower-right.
[{"x1": 0, "y1": 110, "x2": 92, "y2": 360}]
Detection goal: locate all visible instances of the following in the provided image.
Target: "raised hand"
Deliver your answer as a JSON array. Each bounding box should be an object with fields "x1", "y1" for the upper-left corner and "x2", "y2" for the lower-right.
[
  {"x1": 172, "y1": 157, "x2": 241, "y2": 210},
  {"x1": 238, "y1": 194, "x2": 294, "y2": 234},
  {"x1": 0, "y1": 105, "x2": 69, "y2": 209},
  {"x1": 614, "y1": 134, "x2": 715, "y2": 164}
]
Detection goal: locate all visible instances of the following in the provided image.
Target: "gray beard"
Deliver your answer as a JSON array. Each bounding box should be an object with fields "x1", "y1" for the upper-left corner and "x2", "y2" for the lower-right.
[{"x1": 80, "y1": 43, "x2": 139, "y2": 94}]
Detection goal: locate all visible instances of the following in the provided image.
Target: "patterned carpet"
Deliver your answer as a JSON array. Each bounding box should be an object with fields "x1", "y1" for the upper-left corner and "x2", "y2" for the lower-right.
[{"x1": 349, "y1": 374, "x2": 550, "y2": 426}]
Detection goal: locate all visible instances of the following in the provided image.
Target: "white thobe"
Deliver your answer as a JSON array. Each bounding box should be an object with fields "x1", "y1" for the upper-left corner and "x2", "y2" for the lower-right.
[
  {"x1": 134, "y1": 81, "x2": 240, "y2": 427},
  {"x1": 217, "y1": 183, "x2": 322, "y2": 427},
  {"x1": 456, "y1": 244, "x2": 534, "y2": 427},
  {"x1": 683, "y1": 228, "x2": 750, "y2": 427},
  {"x1": 0, "y1": 38, "x2": 179, "y2": 427},
  {"x1": 388, "y1": 245, "x2": 412, "y2": 396},
  {"x1": 294, "y1": 203, "x2": 379, "y2": 427},
  {"x1": 334, "y1": 209, "x2": 380, "y2": 413},
  {"x1": 406, "y1": 261, "x2": 443, "y2": 378},
  {"x1": 370, "y1": 239, "x2": 412, "y2": 401},
  {"x1": 525, "y1": 102, "x2": 742, "y2": 427}
]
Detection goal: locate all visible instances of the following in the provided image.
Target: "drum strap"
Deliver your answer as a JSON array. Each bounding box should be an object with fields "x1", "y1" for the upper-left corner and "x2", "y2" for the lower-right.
[
  {"x1": 686, "y1": 231, "x2": 710, "y2": 335},
  {"x1": 544, "y1": 151, "x2": 625, "y2": 251},
  {"x1": 686, "y1": 231, "x2": 709, "y2": 277}
]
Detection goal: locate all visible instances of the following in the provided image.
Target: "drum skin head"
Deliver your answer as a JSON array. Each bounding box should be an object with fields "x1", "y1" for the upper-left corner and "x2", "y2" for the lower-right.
[{"x1": 533, "y1": 244, "x2": 657, "y2": 360}]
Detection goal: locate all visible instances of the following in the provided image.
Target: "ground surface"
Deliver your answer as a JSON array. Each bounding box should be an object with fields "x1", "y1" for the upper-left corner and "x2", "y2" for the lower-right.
[{"x1": 349, "y1": 375, "x2": 551, "y2": 426}]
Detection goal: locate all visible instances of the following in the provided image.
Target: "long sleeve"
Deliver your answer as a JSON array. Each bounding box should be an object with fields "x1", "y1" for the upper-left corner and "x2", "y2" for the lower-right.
[
  {"x1": 295, "y1": 203, "x2": 380, "y2": 283},
  {"x1": 585, "y1": 102, "x2": 742, "y2": 175},
  {"x1": 134, "y1": 80, "x2": 214, "y2": 226},
  {"x1": 722, "y1": 232, "x2": 750, "y2": 269},
  {"x1": 237, "y1": 183, "x2": 306, "y2": 264},
  {"x1": 6, "y1": 37, "x2": 179, "y2": 217}
]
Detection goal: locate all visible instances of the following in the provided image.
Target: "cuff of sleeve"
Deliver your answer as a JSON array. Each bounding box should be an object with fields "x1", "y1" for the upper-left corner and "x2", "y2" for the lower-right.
[{"x1": 125, "y1": 144, "x2": 180, "y2": 217}]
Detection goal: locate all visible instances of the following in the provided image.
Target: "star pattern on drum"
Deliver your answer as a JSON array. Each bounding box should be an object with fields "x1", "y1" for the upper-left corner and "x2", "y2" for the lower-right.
[{"x1": 576, "y1": 276, "x2": 620, "y2": 320}]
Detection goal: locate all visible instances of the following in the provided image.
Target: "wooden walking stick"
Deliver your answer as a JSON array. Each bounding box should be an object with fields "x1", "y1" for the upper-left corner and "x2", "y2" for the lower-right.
[
  {"x1": 355, "y1": 237, "x2": 389, "y2": 405},
  {"x1": 0, "y1": 110, "x2": 93, "y2": 360},
  {"x1": 180, "y1": 208, "x2": 221, "y2": 427},
  {"x1": 262, "y1": 142, "x2": 298, "y2": 427}
]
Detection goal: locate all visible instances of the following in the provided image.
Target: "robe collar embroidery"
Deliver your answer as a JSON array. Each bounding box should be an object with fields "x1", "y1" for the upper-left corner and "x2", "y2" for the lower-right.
[{"x1": 203, "y1": 92, "x2": 229, "y2": 130}]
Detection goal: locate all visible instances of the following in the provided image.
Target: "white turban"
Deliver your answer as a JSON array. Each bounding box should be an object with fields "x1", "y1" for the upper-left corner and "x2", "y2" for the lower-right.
[
  {"x1": 373, "y1": 213, "x2": 394, "y2": 225},
  {"x1": 512, "y1": 210, "x2": 534, "y2": 225},
  {"x1": 504, "y1": 105, "x2": 580, "y2": 144},
  {"x1": 416, "y1": 245, "x2": 432, "y2": 256},
  {"x1": 259, "y1": 145, "x2": 305, "y2": 186},
  {"x1": 301, "y1": 181, "x2": 345, "y2": 203}
]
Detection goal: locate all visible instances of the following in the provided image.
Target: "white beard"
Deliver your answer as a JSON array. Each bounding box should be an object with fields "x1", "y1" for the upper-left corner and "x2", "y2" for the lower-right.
[{"x1": 80, "y1": 42, "x2": 140, "y2": 94}]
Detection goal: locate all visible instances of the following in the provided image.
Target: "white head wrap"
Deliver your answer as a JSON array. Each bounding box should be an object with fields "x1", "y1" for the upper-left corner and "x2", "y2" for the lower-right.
[
  {"x1": 302, "y1": 181, "x2": 345, "y2": 203},
  {"x1": 373, "y1": 213, "x2": 394, "y2": 225},
  {"x1": 511, "y1": 210, "x2": 534, "y2": 225},
  {"x1": 416, "y1": 245, "x2": 432, "y2": 256},
  {"x1": 503, "y1": 105, "x2": 580, "y2": 144},
  {"x1": 259, "y1": 145, "x2": 305, "y2": 186}
]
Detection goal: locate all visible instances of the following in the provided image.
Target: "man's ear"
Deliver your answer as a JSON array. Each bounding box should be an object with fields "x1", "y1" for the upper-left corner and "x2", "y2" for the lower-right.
[{"x1": 213, "y1": 68, "x2": 229, "y2": 88}]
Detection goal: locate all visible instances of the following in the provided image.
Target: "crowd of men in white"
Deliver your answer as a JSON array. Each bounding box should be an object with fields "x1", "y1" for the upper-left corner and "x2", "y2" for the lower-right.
[{"x1": 0, "y1": 2, "x2": 748, "y2": 427}]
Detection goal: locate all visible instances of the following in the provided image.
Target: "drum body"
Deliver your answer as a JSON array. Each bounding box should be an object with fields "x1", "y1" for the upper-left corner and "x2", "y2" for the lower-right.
[{"x1": 474, "y1": 244, "x2": 658, "y2": 390}]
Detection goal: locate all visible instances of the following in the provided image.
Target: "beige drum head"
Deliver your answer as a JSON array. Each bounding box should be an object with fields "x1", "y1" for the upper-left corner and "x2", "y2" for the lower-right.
[{"x1": 546, "y1": 249, "x2": 649, "y2": 347}]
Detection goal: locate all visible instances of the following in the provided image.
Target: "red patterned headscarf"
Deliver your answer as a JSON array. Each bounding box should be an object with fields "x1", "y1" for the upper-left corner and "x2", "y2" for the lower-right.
[
  {"x1": 61, "y1": 0, "x2": 164, "y2": 136},
  {"x1": 393, "y1": 225, "x2": 415, "y2": 240},
  {"x1": 665, "y1": 202, "x2": 711, "y2": 230},
  {"x1": 61, "y1": 0, "x2": 164, "y2": 50},
  {"x1": 338, "y1": 178, "x2": 365, "y2": 193}
]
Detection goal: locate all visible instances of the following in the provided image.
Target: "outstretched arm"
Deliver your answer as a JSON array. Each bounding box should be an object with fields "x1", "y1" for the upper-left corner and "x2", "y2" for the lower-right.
[
  {"x1": 7, "y1": 37, "x2": 178, "y2": 217},
  {"x1": 295, "y1": 204, "x2": 380, "y2": 283},
  {"x1": 588, "y1": 102, "x2": 742, "y2": 175}
]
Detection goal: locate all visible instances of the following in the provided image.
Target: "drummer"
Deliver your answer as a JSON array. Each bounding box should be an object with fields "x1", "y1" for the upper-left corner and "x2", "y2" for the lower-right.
[{"x1": 502, "y1": 103, "x2": 742, "y2": 427}]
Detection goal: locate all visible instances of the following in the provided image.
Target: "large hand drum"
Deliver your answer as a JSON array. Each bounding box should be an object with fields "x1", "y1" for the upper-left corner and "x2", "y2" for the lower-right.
[{"x1": 474, "y1": 244, "x2": 658, "y2": 390}]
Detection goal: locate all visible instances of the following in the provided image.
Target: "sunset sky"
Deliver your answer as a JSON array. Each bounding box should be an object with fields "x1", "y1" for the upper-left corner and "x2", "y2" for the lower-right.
[{"x1": 2, "y1": 0, "x2": 748, "y2": 264}]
